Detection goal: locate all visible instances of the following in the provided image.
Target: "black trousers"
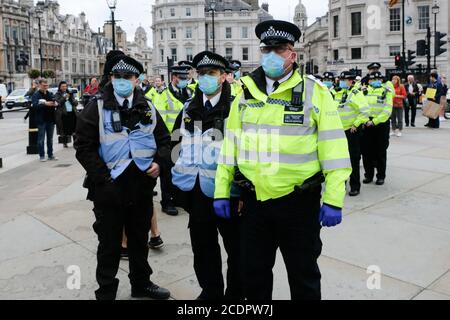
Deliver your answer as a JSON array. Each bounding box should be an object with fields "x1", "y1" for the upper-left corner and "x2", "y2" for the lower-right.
[
  {"x1": 405, "y1": 97, "x2": 417, "y2": 126},
  {"x1": 159, "y1": 162, "x2": 176, "y2": 207},
  {"x1": 92, "y1": 165, "x2": 155, "y2": 300},
  {"x1": 185, "y1": 182, "x2": 244, "y2": 300},
  {"x1": 241, "y1": 189, "x2": 322, "y2": 300},
  {"x1": 361, "y1": 121, "x2": 390, "y2": 180},
  {"x1": 346, "y1": 129, "x2": 362, "y2": 192}
]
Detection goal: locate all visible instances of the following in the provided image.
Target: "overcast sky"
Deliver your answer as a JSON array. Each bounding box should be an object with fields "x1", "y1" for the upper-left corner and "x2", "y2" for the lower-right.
[{"x1": 39, "y1": 0, "x2": 328, "y2": 43}]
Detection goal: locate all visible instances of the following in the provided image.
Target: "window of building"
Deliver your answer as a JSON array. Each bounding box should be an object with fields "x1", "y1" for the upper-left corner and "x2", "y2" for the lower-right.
[
  {"x1": 80, "y1": 60, "x2": 85, "y2": 73},
  {"x1": 186, "y1": 48, "x2": 193, "y2": 61},
  {"x1": 79, "y1": 44, "x2": 85, "y2": 54},
  {"x1": 186, "y1": 27, "x2": 192, "y2": 39},
  {"x1": 170, "y1": 8, "x2": 175, "y2": 17},
  {"x1": 160, "y1": 49, "x2": 164, "y2": 63},
  {"x1": 159, "y1": 10, "x2": 163, "y2": 18},
  {"x1": 4, "y1": 24, "x2": 10, "y2": 40},
  {"x1": 64, "y1": 61, "x2": 69, "y2": 71},
  {"x1": 351, "y1": 12, "x2": 362, "y2": 36},
  {"x1": 171, "y1": 48, "x2": 177, "y2": 62},
  {"x1": 226, "y1": 27, "x2": 232, "y2": 39},
  {"x1": 64, "y1": 45, "x2": 69, "y2": 57},
  {"x1": 186, "y1": 8, "x2": 191, "y2": 17},
  {"x1": 72, "y1": 58, "x2": 77, "y2": 73},
  {"x1": 351, "y1": 48, "x2": 362, "y2": 60},
  {"x1": 333, "y1": 15, "x2": 339, "y2": 38},
  {"x1": 72, "y1": 43, "x2": 77, "y2": 53},
  {"x1": 333, "y1": 49, "x2": 339, "y2": 61},
  {"x1": 241, "y1": 27, "x2": 248, "y2": 39},
  {"x1": 242, "y1": 47, "x2": 249, "y2": 61},
  {"x1": 418, "y1": 6, "x2": 430, "y2": 30},
  {"x1": 389, "y1": 45, "x2": 401, "y2": 56},
  {"x1": 390, "y1": 8, "x2": 401, "y2": 32},
  {"x1": 171, "y1": 27, "x2": 176, "y2": 39},
  {"x1": 160, "y1": 29, "x2": 164, "y2": 40},
  {"x1": 225, "y1": 47, "x2": 233, "y2": 60}
]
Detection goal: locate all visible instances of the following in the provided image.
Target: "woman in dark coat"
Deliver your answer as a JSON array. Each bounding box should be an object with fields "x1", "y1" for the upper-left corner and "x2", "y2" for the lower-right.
[{"x1": 55, "y1": 81, "x2": 78, "y2": 147}]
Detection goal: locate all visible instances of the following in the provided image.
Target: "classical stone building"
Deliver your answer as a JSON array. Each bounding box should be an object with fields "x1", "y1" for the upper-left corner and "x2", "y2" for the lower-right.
[
  {"x1": 127, "y1": 26, "x2": 153, "y2": 78},
  {"x1": 0, "y1": 0, "x2": 33, "y2": 90},
  {"x1": 303, "y1": 0, "x2": 449, "y2": 77},
  {"x1": 151, "y1": 0, "x2": 272, "y2": 79}
]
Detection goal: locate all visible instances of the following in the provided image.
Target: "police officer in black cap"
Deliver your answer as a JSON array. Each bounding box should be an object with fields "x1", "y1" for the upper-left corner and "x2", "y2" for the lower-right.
[
  {"x1": 171, "y1": 51, "x2": 244, "y2": 300},
  {"x1": 178, "y1": 60, "x2": 197, "y2": 93},
  {"x1": 322, "y1": 72, "x2": 336, "y2": 90},
  {"x1": 75, "y1": 54, "x2": 171, "y2": 300}
]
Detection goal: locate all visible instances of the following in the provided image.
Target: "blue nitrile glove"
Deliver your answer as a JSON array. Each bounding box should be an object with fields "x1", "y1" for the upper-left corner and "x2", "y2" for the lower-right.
[
  {"x1": 319, "y1": 204, "x2": 343, "y2": 228},
  {"x1": 214, "y1": 200, "x2": 231, "y2": 219}
]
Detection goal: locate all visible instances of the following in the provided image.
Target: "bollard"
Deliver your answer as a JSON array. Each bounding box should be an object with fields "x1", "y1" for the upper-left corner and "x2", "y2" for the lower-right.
[{"x1": 26, "y1": 107, "x2": 39, "y2": 155}]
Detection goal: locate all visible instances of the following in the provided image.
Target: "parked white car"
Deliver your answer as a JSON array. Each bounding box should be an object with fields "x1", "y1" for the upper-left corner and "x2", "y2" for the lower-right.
[{"x1": 4, "y1": 89, "x2": 31, "y2": 109}]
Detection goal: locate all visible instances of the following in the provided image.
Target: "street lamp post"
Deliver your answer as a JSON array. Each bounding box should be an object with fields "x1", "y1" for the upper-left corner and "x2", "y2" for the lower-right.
[
  {"x1": 209, "y1": 0, "x2": 216, "y2": 53},
  {"x1": 307, "y1": 42, "x2": 312, "y2": 74},
  {"x1": 432, "y1": 2, "x2": 440, "y2": 69},
  {"x1": 106, "y1": 0, "x2": 118, "y2": 50},
  {"x1": 36, "y1": 9, "x2": 44, "y2": 77}
]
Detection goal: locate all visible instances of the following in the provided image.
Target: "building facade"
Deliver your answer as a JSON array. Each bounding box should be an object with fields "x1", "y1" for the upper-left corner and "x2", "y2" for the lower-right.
[
  {"x1": 127, "y1": 26, "x2": 153, "y2": 78},
  {"x1": 151, "y1": 0, "x2": 273, "y2": 79},
  {"x1": 307, "y1": 0, "x2": 450, "y2": 78},
  {"x1": 0, "y1": 0, "x2": 33, "y2": 90}
]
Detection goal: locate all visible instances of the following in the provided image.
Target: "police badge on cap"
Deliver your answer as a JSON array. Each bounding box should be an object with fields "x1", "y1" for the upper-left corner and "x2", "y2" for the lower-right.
[{"x1": 255, "y1": 20, "x2": 302, "y2": 47}]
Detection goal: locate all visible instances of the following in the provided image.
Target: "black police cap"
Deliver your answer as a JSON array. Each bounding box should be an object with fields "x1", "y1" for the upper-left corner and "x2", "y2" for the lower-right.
[
  {"x1": 367, "y1": 62, "x2": 381, "y2": 70},
  {"x1": 178, "y1": 61, "x2": 193, "y2": 69},
  {"x1": 171, "y1": 66, "x2": 190, "y2": 77},
  {"x1": 230, "y1": 60, "x2": 242, "y2": 69},
  {"x1": 322, "y1": 72, "x2": 335, "y2": 80},
  {"x1": 192, "y1": 51, "x2": 229, "y2": 71},
  {"x1": 103, "y1": 50, "x2": 125, "y2": 76},
  {"x1": 340, "y1": 71, "x2": 357, "y2": 80},
  {"x1": 256, "y1": 20, "x2": 302, "y2": 47},
  {"x1": 110, "y1": 55, "x2": 144, "y2": 76},
  {"x1": 368, "y1": 71, "x2": 384, "y2": 79}
]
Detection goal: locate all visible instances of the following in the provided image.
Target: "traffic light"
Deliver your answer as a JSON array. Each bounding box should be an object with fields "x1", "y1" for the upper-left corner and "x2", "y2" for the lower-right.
[
  {"x1": 435, "y1": 32, "x2": 447, "y2": 57},
  {"x1": 416, "y1": 40, "x2": 427, "y2": 56},
  {"x1": 407, "y1": 50, "x2": 416, "y2": 67},
  {"x1": 394, "y1": 54, "x2": 403, "y2": 69}
]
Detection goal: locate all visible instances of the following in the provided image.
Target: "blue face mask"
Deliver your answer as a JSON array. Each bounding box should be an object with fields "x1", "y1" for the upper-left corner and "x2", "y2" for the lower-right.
[
  {"x1": 323, "y1": 81, "x2": 333, "y2": 89},
  {"x1": 138, "y1": 74, "x2": 146, "y2": 82},
  {"x1": 199, "y1": 74, "x2": 221, "y2": 95},
  {"x1": 234, "y1": 71, "x2": 241, "y2": 80},
  {"x1": 339, "y1": 80, "x2": 349, "y2": 89},
  {"x1": 261, "y1": 52, "x2": 286, "y2": 78},
  {"x1": 370, "y1": 80, "x2": 382, "y2": 88},
  {"x1": 112, "y1": 79, "x2": 134, "y2": 98},
  {"x1": 177, "y1": 79, "x2": 189, "y2": 89}
]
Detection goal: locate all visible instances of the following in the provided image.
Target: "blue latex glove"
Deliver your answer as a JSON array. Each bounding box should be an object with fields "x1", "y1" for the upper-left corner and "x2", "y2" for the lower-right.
[
  {"x1": 319, "y1": 204, "x2": 343, "y2": 228},
  {"x1": 214, "y1": 200, "x2": 231, "y2": 219}
]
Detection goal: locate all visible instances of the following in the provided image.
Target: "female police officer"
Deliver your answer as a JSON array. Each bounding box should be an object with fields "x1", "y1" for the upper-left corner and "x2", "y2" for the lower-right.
[{"x1": 75, "y1": 54, "x2": 171, "y2": 300}]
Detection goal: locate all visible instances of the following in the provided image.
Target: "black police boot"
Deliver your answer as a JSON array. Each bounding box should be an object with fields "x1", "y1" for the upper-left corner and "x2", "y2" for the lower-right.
[
  {"x1": 162, "y1": 203, "x2": 178, "y2": 216},
  {"x1": 131, "y1": 282, "x2": 171, "y2": 300},
  {"x1": 349, "y1": 190, "x2": 360, "y2": 197},
  {"x1": 376, "y1": 179, "x2": 385, "y2": 186},
  {"x1": 363, "y1": 178, "x2": 373, "y2": 184}
]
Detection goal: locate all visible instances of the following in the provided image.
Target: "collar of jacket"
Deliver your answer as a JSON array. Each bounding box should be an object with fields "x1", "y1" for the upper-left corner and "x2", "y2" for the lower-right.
[
  {"x1": 243, "y1": 63, "x2": 301, "y2": 101},
  {"x1": 101, "y1": 83, "x2": 149, "y2": 111},
  {"x1": 185, "y1": 80, "x2": 232, "y2": 120}
]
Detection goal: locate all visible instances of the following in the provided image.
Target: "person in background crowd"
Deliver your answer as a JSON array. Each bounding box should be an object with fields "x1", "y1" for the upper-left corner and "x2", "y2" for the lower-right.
[
  {"x1": 141, "y1": 78, "x2": 152, "y2": 95},
  {"x1": 440, "y1": 75, "x2": 448, "y2": 121},
  {"x1": 425, "y1": 72, "x2": 444, "y2": 129},
  {"x1": 84, "y1": 78, "x2": 99, "y2": 95},
  {"x1": 55, "y1": 81, "x2": 78, "y2": 148},
  {"x1": 23, "y1": 79, "x2": 41, "y2": 121},
  {"x1": 322, "y1": 72, "x2": 336, "y2": 90},
  {"x1": 405, "y1": 75, "x2": 421, "y2": 127},
  {"x1": 391, "y1": 76, "x2": 407, "y2": 137},
  {"x1": 0, "y1": 79, "x2": 8, "y2": 119},
  {"x1": 32, "y1": 78, "x2": 59, "y2": 162},
  {"x1": 145, "y1": 77, "x2": 166, "y2": 106}
]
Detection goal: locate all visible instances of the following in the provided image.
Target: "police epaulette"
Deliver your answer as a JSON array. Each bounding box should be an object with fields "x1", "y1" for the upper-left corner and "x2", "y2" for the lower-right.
[{"x1": 307, "y1": 74, "x2": 326, "y2": 88}]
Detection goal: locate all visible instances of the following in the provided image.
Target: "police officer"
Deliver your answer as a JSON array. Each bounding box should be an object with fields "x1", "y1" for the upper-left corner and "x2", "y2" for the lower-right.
[
  {"x1": 214, "y1": 20, "x2": 351, "y2": 300},
  {"x1": 75, "y1": 54, "x2": 171, "y2": 300},
  {"x1": 361, "y1": 62, "x2": 394, "y2": 92},
  {"x1": 178, "y1": 60, "x2": 197, "y2": 94},
  {"x1": 361, "y1": 71, "x2": 394, "y2": 186},
  {"x1": 171, "y1": 51, "x2": 244, "y2": 300},
  {"x1": 227, "y1": 60, "x2": 244, "y2": 98},
  {"x1": 322, "y1": 72, "x2": 336, "y2": 90},
  {"x1": 335, "y1": 71, "x2": 370, "y2": 196}
]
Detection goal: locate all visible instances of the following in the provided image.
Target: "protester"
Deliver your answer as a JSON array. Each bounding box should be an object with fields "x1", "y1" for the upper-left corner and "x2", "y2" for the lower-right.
[
  {"x1": 32, "y1": 78, "x2": 58, "y2": 162},
  {"x1": 440, "y1": 75, "x2": 448, "y2": 121},
  {"x1": 391, "y1": 76, "x2": 407, "y2": 137},
  {"x1": 405, "y1": 75, "x2": 421, "y2": 127},
  {"x1": 425, "y1": 72, "x2": 444, "y2": 129},
  {"x1": 84, "y1": 78, "x2": 99, "y2": 95}
]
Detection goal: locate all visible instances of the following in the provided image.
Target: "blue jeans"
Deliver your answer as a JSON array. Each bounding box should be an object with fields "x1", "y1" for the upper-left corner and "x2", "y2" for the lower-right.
[{"x1": 38, "y1": 122, "x2": 55, "y2": 159}]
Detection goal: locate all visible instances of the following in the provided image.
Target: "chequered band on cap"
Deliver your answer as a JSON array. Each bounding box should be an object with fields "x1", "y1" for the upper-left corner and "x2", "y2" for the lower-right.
[
  {"x1": 198, "y1": 55, "x2": 226, "y2": 69},
  {"x1": 179, "y1": 62, "x2": 191, "y2": 67},
  {"x1": 111, "y1": 59, "x2": 140, "y2": 75},
  {"x1": 261, "y1": 26, "x2": 296, "y2": 43}
]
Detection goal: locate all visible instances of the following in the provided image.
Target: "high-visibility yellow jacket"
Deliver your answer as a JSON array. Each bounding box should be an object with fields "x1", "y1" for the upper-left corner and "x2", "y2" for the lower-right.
[
  {"x1": 145, "y1": 87, "x2": 166, "y2": 108},
  {"x1": 331, "y1": 87, "x2": 370, "y2": 131},
  {"x1": 188, "y1": 79, "x2": 198, "y2": 93},
  {"x1": 365, "y1": 85, "x2": 394, "y2": 126},
  {"x1": 230, "y1": 80, "x2": 243, "y2": 98},
  {"x1": 215, "y1": 68, "x2": 352, "y2": 208}
]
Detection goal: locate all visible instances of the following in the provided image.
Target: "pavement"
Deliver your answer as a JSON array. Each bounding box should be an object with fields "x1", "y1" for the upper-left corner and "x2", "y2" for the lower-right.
[{"x1": 0, "y1": 111, "x2": 449, "y2": 300}]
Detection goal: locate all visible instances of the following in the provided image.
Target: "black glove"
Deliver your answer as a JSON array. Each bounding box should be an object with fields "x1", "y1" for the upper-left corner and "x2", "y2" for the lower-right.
[{"x1": 94, "y1": 180, "x2": 122, "y2": 207}]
